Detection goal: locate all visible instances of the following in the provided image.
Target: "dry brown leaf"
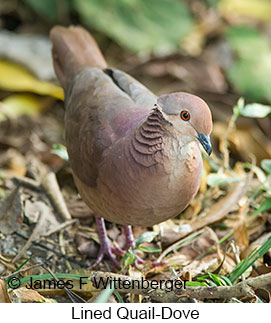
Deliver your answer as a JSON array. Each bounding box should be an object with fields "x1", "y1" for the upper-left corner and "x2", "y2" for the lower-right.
[
  {"x1": 179, "y1": 227, "x2": 219, "y2": 258},
  {"x1": 128, "y1": 267, "x2": 143, "y2": 303},
  {"x1": 12, "y1": 201, "x2": 60, "y2": 263},
  {"x1": 0, "y1": 279, "x2": 11, "y2": 303},
  {"x1": 0, "y1": 149, "x2": 26, "y2": 177},
  {"x1": 75, "y1": 231, "x2": 99, "y2": 258},
  {"x1": 12, "y1": 287, "x2": 48, "y2": 303},
  {"x1": 0, "y1": 187, "x2": 23, "y2": 235},
  {"x1": 162, "y1": 180, "x2": 248, "y2": 245},
  {"x1": 213, "y1": 122, "x2": 271, "y2": 162},
  {"x1": 182, "y1": 255, "x2": 219, "y2": 277},
  {"x1": 166, "y1": 253, "x2": 192, "y2": 267},
  {"x1": 183, "y1": 253, "x2": 236, "y2": 278},
  {"x1": 225, "y1": 196, "x2": 249, "y2": 251},
  {"x1": 255, "y1": 288, "x2": 271, "y2": 303},
  {"x1": 252, "y1": 265, "x2": 271, "y2": 276}
]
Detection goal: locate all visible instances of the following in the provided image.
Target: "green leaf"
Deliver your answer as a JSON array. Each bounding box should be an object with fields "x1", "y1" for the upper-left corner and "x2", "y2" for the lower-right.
[
  {"x1": 121, "y1": 248, "x2": 137, "y2": 270},
  {"x1": 252, "y1": 198, "x2": 271, "y2": 216},
  {"x1": 240, "y1": 103, "x2": 271, "y2": 118},
  {"x1": 220, "y1": 275, "x2": 233, "y2": 286},
  {"x1": 233, "y1": 97, "x2": 245, "y2": 116},
  {"x1": 261, "y1": 159, "x2": 271, "y2": 174},
  {"x1": 226, "y1": 26, "x2": 271, "y2": 102},
  {"x1": 208, "y1": 273, "x2": 223, "y2": 286},
  {"x1": 74, "y1": 0, "x2": 193, "y2": 53},
  {"x1": 196, "y1": 273, "x2": 229, "y2": 287},
  {"x1": 135, "y1": 231, "x2": 158, "y2": 247},
  {"x1": 186, "y1": 281, "x2": 208, "y2": 287},
  {"x1": 52, "y1": 144, "x2": 69, "y2": 161},
  {"x1": 137, "y1": 246, "x2": 161, "y2": 253},
  {"x1": 206, "y1": 0, "x2": 220, "y2": 7},
  {"x1": 23, "y1": 0, "x2": 59, "y2": 21},
  {"x1": 207, "y1": 173, "x2": 240, "y2": 187}
]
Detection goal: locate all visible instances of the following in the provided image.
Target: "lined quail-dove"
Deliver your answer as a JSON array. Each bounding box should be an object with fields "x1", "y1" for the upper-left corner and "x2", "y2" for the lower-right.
[{"x1": 50, "y1": 26, "x2": 213, "y2": 269}]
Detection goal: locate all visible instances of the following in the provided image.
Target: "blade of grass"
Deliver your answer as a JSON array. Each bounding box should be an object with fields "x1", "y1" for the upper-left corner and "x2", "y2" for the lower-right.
[
  {"x1": 95, "y1": 284, "x2": 114, "y2": 303},
  {"x1": 113, "y1": 290, "x2": 124, "y2": 303},
  {"x1": 228, "y1": 238, "x2": 271, "y2": 283}
]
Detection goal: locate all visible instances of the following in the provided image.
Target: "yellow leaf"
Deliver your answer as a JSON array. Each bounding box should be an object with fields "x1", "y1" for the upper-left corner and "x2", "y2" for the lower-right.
[
  {"x1": 0, "y1": 60, "x2": 64, "y2": 100},
  {"x1": 0, "y1": 94, "x2": 45, "y2": 120},
  {"x1": 219, "y1": 0, "x2": 271, "y2": 22}
]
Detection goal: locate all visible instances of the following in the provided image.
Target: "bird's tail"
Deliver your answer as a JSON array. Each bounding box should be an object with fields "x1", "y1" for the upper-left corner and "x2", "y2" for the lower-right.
[{"x1": 50, "y1": 25, "x2": 107, "y2": 91}]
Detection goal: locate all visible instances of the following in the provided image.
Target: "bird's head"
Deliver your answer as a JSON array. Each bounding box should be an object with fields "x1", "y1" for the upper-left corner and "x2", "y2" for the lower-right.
[{"x1": 157, "y1": 92, "x2": 213, "y2": 155}]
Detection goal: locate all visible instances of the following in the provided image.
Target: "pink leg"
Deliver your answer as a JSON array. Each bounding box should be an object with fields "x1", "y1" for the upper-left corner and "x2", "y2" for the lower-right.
[
  {"x1": 90, "y1": 219, "x2": 155, "y2": 269},
  {"x1": 89, "y1": 216, "x2": 120, "y2": 269},
  {"x1": 123, "y1": 225, "x2": 145, "y2": 265},
  {"x1": 123, "y1": 225, "x2": 135, "y2": 249}
]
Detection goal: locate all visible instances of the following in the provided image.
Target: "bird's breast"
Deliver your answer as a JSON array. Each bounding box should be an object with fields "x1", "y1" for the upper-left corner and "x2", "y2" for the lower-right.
[{"x1": 86, "y1": 136, "x2": 203, "y2": 226}]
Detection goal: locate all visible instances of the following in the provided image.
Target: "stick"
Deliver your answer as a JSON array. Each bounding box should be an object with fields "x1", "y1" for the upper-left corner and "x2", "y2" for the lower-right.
[{"x1": 89, "y1": 271, "x2": 271, "y2": 302}]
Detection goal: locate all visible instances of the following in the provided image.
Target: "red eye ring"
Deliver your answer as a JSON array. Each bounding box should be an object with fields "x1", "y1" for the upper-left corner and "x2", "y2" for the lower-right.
[{"x1": 180, "y1": 110, "x2": 190, "y2": 121}]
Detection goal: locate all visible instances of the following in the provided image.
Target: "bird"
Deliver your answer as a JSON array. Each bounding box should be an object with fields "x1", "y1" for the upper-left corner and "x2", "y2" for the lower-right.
[{"x1": 50, "y1": 25, "x2": 213, "y2": 269}]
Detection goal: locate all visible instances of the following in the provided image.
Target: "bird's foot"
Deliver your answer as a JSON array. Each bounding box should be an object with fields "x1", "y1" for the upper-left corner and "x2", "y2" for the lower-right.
[
  {"x1": 89, "y1": 218, "x2": 163, "y2": 270},
  {"x1": 89, "y1": 240, "x2": 121, "y2": 270},
  {"x1": 89, "y1": 216, "x2": 120, "y2": 269}
]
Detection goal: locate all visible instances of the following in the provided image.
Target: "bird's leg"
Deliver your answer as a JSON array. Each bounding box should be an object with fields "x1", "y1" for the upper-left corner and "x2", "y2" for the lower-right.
[
  {"x1": 123, "y1": 225, "x2": 135, "y2": 249},
  {"x1": 89, "y1": 219, "x2": 148, "y2": 269},
  {"x1": 123, "y1": 225, "x2": 145, "y2": 265},
  {"x1": 89, "y1": 216, "x2": 120, "y2": 269}
]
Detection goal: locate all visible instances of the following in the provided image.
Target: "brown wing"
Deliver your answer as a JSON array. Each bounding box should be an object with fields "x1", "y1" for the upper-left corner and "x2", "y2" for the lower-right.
[
  {"x1": 50, "y1": 25, "x2": 157, "y2": 187},
  {"x1": 65, "y1": 67, "x2": 157, "y2": 187}
]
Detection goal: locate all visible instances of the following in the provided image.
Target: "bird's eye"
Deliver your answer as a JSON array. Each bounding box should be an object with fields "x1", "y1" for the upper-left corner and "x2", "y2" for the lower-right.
[{"x1": 180, "y1": 110, "x2": 190, "y2": 121}]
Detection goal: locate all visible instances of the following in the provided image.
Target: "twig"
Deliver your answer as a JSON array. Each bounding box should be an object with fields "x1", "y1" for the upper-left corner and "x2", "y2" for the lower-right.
[
  {"x1": 1, "y1": 263, "x2": 43, "y2": 280},
  {"x1": 89, "y1": 271, "x2": 271, "y2": 302},
  {"x1": 41, "y1": 172, "x2": 71, "y2": 221},
  {"x1": 12, "y1": 203, "x2": 48, "y2": 263},
  {"x1": 46, "y1": 219, "x2": 77, "y2": 236},
  {"x1": 12, "y1": 176, "x2": 41, "y2": 192},
  {"x1": 59, "y1": 230, "x2": 72, "y2": 271}
]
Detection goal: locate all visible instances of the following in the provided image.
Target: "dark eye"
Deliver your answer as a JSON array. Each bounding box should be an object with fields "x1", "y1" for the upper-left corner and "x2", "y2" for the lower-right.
[{"x1": 180, "y1": 110, "x2": 190, "y2": 121}]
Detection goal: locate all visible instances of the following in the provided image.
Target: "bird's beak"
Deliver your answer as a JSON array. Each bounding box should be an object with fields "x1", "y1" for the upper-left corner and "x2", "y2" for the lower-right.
[{"x1": 197, "y1": 133, "x2": 212, "y2": 155}]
